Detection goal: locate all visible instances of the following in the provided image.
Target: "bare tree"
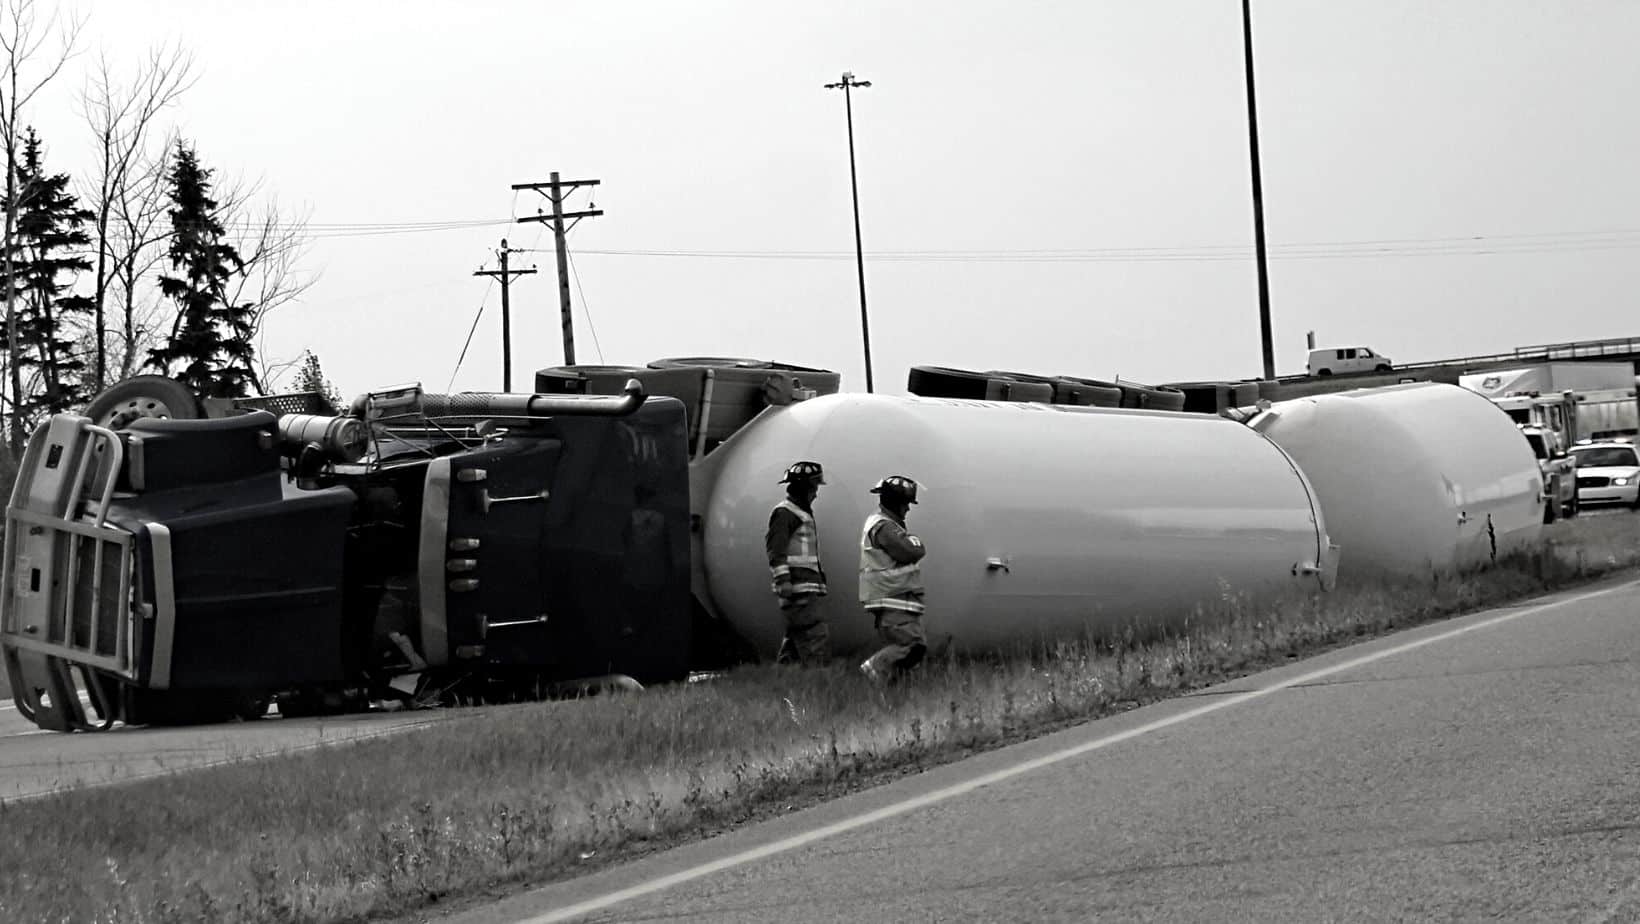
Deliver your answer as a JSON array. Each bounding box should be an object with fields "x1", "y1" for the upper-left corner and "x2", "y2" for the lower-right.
[
  {"x1": 79, "y1": 41, "x2": 194, "y2": 391},
  {"x1": 104, "y1": 131, "x2": 175, "y2": 380},
  {"x1": 212, "y1": 173, "x2": 317, "y2": 393},
  {"x1": 0, "y1": 0, "x2": 82, "y2": 453}
]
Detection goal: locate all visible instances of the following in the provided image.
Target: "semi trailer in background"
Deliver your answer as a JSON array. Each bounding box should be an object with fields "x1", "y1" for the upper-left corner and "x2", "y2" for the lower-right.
[{"x1": 1460, "y1": 362, "x2": 1640, "y2": 442}]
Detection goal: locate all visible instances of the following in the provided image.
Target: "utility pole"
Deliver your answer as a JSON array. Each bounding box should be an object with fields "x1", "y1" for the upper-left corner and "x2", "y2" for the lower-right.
[
  {"x1": 473, "y1": 238, "x2": 537, "y2": 391},
  {"x1": 513, "y1": 172, "x2": 603, "y2": 366},
  {"x1": 824, "y1": 71, "x2": 875, "y2": 393},
  {"x1": 1241, "y1": 0, "x2": 1276, "y2": 381}
]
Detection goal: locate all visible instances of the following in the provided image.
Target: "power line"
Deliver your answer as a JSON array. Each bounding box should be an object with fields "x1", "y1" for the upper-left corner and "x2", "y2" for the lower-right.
[
  {"x1": 148, "y1": 216, "x2": 1640, "y2": 251},
  {"x1": 566, "y1": 249, "x2": 604, "y2": 364},
  {"x1": 546, "y1": 234, "x2": 1640, "y2": 263},
  {"x1": 447, "y1": 276, "x2": 496, "y2": 393}
]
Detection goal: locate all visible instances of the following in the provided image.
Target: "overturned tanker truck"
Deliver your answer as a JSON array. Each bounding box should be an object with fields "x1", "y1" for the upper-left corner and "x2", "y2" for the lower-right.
[{"x1": 2, "y1": 356, "x2": 1352, "y2": 732}]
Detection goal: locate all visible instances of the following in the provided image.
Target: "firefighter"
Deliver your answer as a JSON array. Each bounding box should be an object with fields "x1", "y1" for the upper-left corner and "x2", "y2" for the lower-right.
[
  {"x1": 766, "y1": 460, "x2": 831, "y2": 665},
  {"x1": 858, "y1": 475, "x2": 928, "y2": 683}
]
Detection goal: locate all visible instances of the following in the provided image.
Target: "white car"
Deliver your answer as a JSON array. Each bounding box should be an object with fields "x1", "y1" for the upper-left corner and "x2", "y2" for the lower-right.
[{"x1": 1571, "y1": 442, "x2": 1640, "y2": 508}]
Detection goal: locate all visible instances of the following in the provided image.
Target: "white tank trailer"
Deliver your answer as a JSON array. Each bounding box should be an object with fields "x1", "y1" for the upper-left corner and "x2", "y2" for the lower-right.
[
  {"x1": 696, "y1": 394, "x2": 1337, "y2": 658},
  {"x1": 1245, "y1": 382, "x2": 1545, "y2": 582}
]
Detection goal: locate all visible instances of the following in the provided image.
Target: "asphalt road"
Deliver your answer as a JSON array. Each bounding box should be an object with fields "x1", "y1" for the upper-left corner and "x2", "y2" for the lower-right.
[
  {"x1": 0, "y1": 698, "x2": 465, "y2": 801},
  {"x1": 430, "y1": 576, "x2": 1640, "y2": 924}
]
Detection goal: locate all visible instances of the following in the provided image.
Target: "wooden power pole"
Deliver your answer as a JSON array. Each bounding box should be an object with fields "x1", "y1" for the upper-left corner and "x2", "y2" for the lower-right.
[
  {"x1": 472, "y1": 238, "x2": 536, "y2": 391},
  {"x1": 512, "y1": 172, "x2": 603, "y2": 366}
]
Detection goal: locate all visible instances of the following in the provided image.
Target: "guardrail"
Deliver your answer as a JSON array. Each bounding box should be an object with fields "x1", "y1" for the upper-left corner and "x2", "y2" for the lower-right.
[
  {"x1": 1275, "y1": 334, "x2": 1640, "y2": 383},
  {"x1": 1514, "y1": 336, "x2": 1640, "y2": 361}
]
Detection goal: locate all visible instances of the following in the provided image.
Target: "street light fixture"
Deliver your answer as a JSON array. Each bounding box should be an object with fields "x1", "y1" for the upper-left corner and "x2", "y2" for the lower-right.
[{"x1": 824, "y1": 71, "x2": 876, "y2": 393}]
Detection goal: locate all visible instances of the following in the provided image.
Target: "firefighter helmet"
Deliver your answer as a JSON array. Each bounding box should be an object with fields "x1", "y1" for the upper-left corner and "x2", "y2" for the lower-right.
[
  {"x1": 869, "y1": 475, "x2": 920, "y2": 504},
  {"x1": 779, "y1": 460, "x2": 826, "y2": 485}
]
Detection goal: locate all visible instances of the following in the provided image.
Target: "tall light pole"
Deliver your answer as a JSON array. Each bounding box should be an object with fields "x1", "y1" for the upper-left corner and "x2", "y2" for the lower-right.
[
  {"x1": 825, "y1": 71, "x2": 875, "y2": 393},
  {"x1": 1241, "y1": 0, "x2": 1276, "y2": 381}
]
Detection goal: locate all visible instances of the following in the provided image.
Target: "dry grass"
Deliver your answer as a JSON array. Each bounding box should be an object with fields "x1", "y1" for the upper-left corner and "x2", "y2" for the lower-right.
[{"x1": 1, "y1": 514, "x2": 1638, "y2": 924}]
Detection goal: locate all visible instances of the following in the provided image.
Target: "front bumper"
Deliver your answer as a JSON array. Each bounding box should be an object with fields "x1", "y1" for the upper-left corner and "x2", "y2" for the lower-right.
[{"x1": 1577, "y1": 483, "x2": 1639, "y2": 505}]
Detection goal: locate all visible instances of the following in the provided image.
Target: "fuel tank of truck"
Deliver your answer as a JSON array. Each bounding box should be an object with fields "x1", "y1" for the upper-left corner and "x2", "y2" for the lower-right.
[
  {"x1": 699, "y1": 394, "x2": 1333, "y2": 657},
  {"x1": 1247, "y1": 382, "x2": 1544, "y2": 582}
]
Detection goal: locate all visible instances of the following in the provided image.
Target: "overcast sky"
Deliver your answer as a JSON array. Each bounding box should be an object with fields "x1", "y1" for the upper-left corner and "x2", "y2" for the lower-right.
[{"x1": 28, "y1": 0, "x2": 1640, "y2": 399}]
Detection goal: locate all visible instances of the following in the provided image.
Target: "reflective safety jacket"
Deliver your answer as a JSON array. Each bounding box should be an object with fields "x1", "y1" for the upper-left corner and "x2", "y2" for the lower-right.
[
  {"x1": 859, "y1": 510, "x2": 926, "y2": 614},
  {"x1": 766, "y1": 500, "x2": 827, "y2": 596}
]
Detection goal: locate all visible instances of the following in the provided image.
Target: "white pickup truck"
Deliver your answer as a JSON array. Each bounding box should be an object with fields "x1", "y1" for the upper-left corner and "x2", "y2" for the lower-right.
[{"x1": 1520, "y1": 423, "x2": 1578, "y2": 521}]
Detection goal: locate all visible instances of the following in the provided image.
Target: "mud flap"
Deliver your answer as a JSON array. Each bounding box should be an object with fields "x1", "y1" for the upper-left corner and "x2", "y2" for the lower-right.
[{"x1": 7, "y1": 649, "x2": 87, "y2": 732}]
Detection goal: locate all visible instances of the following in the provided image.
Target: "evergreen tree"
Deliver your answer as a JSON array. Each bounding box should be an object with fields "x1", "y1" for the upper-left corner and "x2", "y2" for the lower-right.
[
  {"x1": 293, "y1": 350, "x2": 342, "y2": 413},
  {"x1": 2, "y1": 128, "x2": 95, "y2": 422},
  {"x1": 146, "y1": 142, "x2": 256, "y2": 398}
]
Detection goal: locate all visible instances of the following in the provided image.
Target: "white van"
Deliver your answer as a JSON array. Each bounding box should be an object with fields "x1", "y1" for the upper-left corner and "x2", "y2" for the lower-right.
[{"x1": 1307, "y1": 346, "x2": 1392, "y2": 376}]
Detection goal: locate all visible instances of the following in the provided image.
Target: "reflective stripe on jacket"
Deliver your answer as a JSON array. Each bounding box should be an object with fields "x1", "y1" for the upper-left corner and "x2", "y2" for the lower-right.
[
  {"x1": 859, "y1": 512, "x2": 925, "y2": 613},
  {"x1": 769, "y1": 500, "x2": 827, "y2": 596}
]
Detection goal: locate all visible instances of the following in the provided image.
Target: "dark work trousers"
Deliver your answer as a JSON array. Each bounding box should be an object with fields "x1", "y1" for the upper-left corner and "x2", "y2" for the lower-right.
[
  {"x1": 776, "y1": 594, "x2": 830, "y2": 665},
  {"x1": 862, "y1": 607, "x2": 927, "y2": 676}
]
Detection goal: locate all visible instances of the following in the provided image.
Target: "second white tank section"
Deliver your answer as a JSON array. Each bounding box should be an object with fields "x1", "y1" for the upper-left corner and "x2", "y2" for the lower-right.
[
  {"x1": 700, "y1": 394, "x2": 1331, "y2": 658},
  {"x1": 1248, "y1": 382, "x2": 1546, "y2": 581}
]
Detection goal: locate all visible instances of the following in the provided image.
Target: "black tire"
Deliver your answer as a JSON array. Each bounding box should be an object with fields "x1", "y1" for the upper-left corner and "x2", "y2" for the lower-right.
[
  {"x1": 1374, "y1": 364, "x2": 1392, "y2": 373},
  {"x1": 648, "y1": 357, "x2": 773, "y2": 371},
  {"x1": 1056, "y1": 375, "x2": 1123, "y2": 407},
  {"x1": 1117, "y1": 382, "x2": 1186, "y2": 412},
  {"x1": 909, "y1": 366, "x2": 1053, "y2": 402},
  {"x1": 907, "y1": 366, "x2": 995, "y2": 399},
  {"x1": 1565, "y1": 494, "x2": 1580, "y2": 518},
  {"x1": 1316, "y1": 369, "x2": 1333, "y2": 376},
  {"x1": 979, "y1": 370, "x2": 1056, "y2": 403},
  {"x1": 533, "y1": 366, "x2": 590, "y2": 394},
  {"x1": 535, "y1": 365, "x2": 643, "y2": 396},
  {"x1": 643, "y1": 358, "x2": 842, "y2": 445},
  {"x1": 1163, "y1": 381, "x2": 1232, "y2": 414},
  {"x1": 1148, "y1": 386, "x2": 1187, "y2": 412},
  {"x1": 83, "y1": 375, "x2": 203, "y2": 429}
]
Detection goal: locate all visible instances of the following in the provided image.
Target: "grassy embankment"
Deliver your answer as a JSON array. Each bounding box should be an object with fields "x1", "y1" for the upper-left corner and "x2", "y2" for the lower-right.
[{"x1": 3, "y1": 514, "x2": 1640, "y2": 924}]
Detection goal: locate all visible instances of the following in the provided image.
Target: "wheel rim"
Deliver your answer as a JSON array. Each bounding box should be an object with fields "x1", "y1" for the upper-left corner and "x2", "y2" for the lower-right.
[{"x1": 100, "y1": 395, "x2": 178, "y2": 429}]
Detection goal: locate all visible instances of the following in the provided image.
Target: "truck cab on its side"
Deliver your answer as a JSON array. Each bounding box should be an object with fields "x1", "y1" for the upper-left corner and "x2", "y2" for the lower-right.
[{"x1": 1306, "y1": 347, "x2": 1393, "y2": 377}]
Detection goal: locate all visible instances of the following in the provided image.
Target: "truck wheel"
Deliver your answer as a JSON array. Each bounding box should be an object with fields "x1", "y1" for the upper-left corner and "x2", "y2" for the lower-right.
[
  {"x1": 1315, "y1": 369, "x2": 1332, "y2": 376},
  {"x1": 1566, "y1": 495, "x2": 1579, "y2": 518},
  {"x1": 83, "y1": 375, "x2": 203, "y2": 429},
  {"x1": 235, "y1": 695, "x2": 271, "y2": 721},
  {"x1": 1374, "y1": 364, "x2": 1392, "y2": 372}
]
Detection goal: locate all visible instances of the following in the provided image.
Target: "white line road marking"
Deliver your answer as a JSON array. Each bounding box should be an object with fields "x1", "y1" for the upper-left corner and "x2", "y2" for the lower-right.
[
  {"x1": 1, "y1": 715, "x2": 453, "y2": 803},
  {"x1": 515, "y1": 579, "x2": 1640, "y2": 924}
]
